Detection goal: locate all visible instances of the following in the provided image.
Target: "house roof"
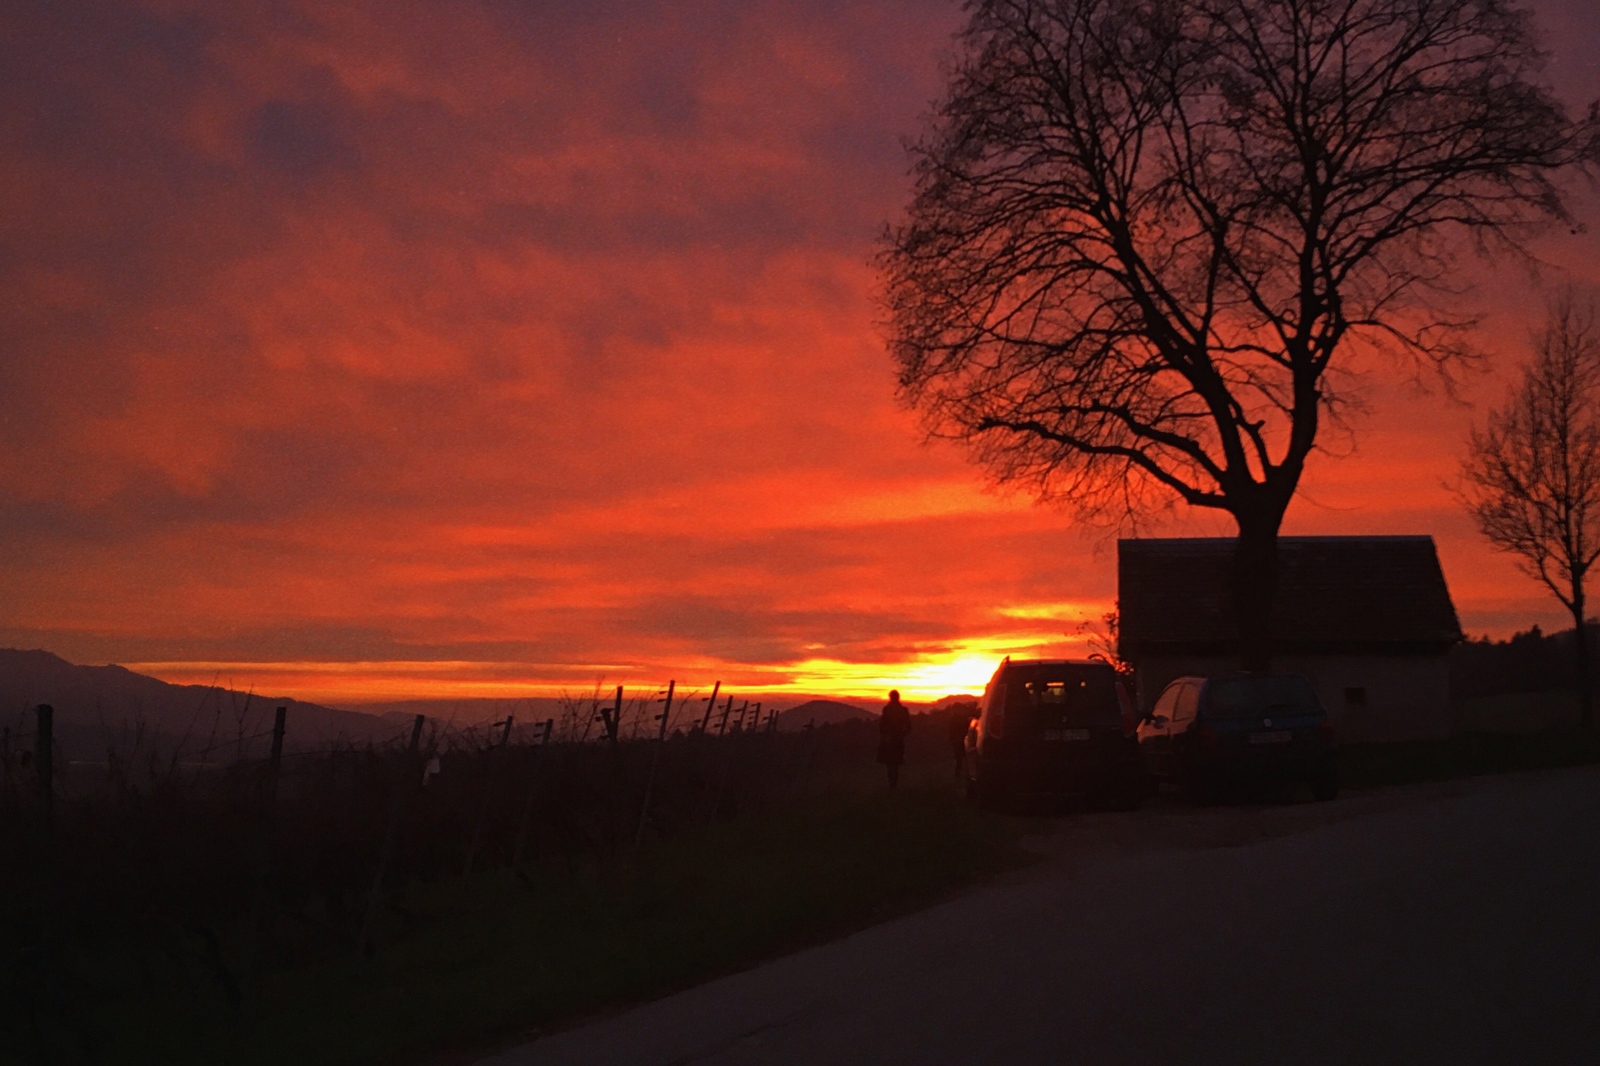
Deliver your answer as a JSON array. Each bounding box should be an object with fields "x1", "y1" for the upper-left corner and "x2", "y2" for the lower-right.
[{"x1": 1117, "y1": 536, "x2": 1462, "y2": 655}]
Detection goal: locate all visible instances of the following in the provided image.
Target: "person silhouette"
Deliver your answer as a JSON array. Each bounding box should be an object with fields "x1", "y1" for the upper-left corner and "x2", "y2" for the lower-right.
[{"x1": 878, "y1": 690, "x2": 912, "y2": 790}]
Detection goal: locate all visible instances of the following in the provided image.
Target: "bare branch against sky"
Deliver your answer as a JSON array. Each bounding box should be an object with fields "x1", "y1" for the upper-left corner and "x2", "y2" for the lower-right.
[
  {"x1": 1461, "y1": 291, "x2": 1600, "y2": 728},
  {"x1": 881, "y1": 0, "x2": 1598, "y2": 665}
]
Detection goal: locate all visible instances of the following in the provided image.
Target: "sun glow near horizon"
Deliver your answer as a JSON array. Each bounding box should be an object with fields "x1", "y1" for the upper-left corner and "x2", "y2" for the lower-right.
[{"x1": 122, "y1": 625, "x2": 1100, "y2": 708}]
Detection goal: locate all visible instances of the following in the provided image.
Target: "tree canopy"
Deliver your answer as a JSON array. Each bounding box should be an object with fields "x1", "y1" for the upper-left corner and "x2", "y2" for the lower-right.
[{"x1": 882, "y1": 0, "x2": 1595, "y2": 537}]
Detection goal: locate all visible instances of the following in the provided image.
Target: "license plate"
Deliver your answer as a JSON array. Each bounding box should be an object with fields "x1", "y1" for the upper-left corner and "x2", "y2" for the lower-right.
[
  {"x1": 1249, "y1": 730, "x2": 1293, "y2": 745},
  {"x1": 1043, "y1": 728, "x2": 1092, "y2": 741}
]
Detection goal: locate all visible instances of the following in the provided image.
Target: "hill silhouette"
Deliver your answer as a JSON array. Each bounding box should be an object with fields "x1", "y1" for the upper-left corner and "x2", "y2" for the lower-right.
[
  {"x1": 773, "y1": 698, "x2": 875, "y2": 731},
  {"x1": 0, "y1": 648, "x2": 408, "y2": 762}
]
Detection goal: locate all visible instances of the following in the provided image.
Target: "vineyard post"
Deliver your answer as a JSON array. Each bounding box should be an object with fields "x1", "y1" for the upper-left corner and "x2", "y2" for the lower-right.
[
  {"x1": 35, "y1": 704, "x2": 53, "y2": 841},
  {"x1": 600, "y1": 686, "x2": 623, "y2": 747},
  {"x1": 711, "y1": 701, "x2": 749, "y2": 819},
  {"x1": 632, "y1": 681, "x2": 675, "y2": 851},
  {"x1": 697, "y1": 680, "x2": 721, "y2": 733},
  {"x1": 357, "y1": 713, "x2": 426, "y2": 958},
  {"x1": 241, "y1": 705, "x2": 287, "y2": 1006},
  {"x1": 510, "y1": 718, "x2": 555, "y2": 869},
  {"x1": 716, "y1": 695, "x2": 734, "y2": 736},
  {"x1": 464, "y1": 716, "x2": 514, "y2": 876}
]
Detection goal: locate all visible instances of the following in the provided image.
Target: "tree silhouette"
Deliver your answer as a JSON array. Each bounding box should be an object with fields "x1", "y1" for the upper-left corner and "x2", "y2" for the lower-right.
[
  {"x1": 880, "y1": 0, "x2": 1596, "y2": 667},
  {"x1": 1460, "y1": 295, "x2": 1600, "y2": 731}
]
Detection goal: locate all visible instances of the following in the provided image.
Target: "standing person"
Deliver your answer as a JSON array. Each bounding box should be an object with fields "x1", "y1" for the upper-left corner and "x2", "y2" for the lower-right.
[{"x1": 878, "y1": 690, "x2": 912, "y2": 790}]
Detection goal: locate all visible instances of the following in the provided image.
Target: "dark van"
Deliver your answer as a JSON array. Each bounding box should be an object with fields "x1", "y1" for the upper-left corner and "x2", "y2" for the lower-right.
[
  {"x1": 964, "y1": 658, "x2": 1145, "y2": 810},
  {"x1": 1137, "y1": 673, "x2": 1339, "y2": 802}
]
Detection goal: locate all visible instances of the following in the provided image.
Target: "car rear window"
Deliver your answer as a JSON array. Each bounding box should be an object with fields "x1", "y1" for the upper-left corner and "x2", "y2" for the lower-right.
[
  {"x1": 1202, "y1": 676, "x2": 1321, "y2": 719},
  {"x1": 1002, "y1": 666, "x2": 1120, "y2": 722}
]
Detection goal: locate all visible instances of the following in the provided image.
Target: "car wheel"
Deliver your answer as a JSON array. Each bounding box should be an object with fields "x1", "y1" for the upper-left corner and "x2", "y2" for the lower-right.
[
  {"x1": 1187, "y1": 769, "x2": 1219, "y2": 806},
  {"x1": 1111, "y1": 786, "x2": 1144, "y2": 812},
  {"x1": 1105, "y1": 771, "x2": 1147, "y2": 811},
  {"x1": 1311, "y1": 767, "x2": 1340, "y2": 802},
  {"x1": 975, "y1": 769, "x2": 1006, "y2": 812}
]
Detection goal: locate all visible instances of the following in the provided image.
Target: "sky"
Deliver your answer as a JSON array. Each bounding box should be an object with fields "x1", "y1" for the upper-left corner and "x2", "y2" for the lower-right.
[{"x1": 1, "y1": 0, "x2": 1598, "y2": 705}]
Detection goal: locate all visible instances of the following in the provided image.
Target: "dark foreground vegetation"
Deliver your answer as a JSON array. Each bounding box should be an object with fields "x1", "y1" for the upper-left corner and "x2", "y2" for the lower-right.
[
  {"x1": 4, "y1": 683, "x2": 1600, "y2": 1066},
  {"x1": 1338, "y1": 728, "x2": 1600, "y2": 791},
  {"x1": 0, "y1": 712, "x2": 1022, "y2": 1066}
]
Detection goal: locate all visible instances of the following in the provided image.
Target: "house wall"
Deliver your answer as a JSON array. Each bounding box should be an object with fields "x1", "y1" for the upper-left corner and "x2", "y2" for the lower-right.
[{"x1": 1133, "y1": 652, "x2": 1452, "y2": 744}]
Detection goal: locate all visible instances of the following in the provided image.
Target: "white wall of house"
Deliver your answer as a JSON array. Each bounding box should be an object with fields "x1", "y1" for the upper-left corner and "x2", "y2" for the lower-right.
[{"x1": 1133, "y1": 653, "x2": 1452, "y2": 744}]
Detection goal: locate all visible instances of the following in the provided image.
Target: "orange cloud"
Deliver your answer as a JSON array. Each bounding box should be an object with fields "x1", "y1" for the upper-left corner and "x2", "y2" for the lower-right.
[{"x1": 1, "y1": 0, "x2": 1597, "y2": 704}]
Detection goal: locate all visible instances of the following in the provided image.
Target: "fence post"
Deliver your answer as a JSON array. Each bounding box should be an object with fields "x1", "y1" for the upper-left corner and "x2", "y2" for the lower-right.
[
  {"x1": 511, "y1": 718, "x2": 555, "y2": 871},
  {"x1": 633, "y1": 681, "x2": 675, "y2": 851},
  {"x1": 241, "y1": 705, "x2": 287, "y2": 1007},
  {"x1": 600, "y1": 686, "x2": 623, "y2": 748},
  {"x1": 464, "y1": 716, "x2": 514, "y2": 876},
  {"x1": 712, "y1": 701, "x2": 753, "y2": 820},
  {"x1": 357, "y1": 714, "x2": 426, "y2": 958},
  {"x1": 716, "y1": 695, "x2": 734, "y2": 736},
  {"x1": 697, "y1": 681, "x2": 721, "y2": 733},
  {"x1": 35, "y1": 704, "x2": 53, "y2": 840}
]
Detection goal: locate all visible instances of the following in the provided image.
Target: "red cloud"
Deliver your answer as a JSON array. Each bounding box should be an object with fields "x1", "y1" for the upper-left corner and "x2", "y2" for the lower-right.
[{"x1": 1, "y1": 0, "x2": 1597, "y2": 702}]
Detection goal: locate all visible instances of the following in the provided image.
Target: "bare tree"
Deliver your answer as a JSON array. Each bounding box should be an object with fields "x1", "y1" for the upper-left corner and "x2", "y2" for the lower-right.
[
  {"x1": 1460, "y1": 295, "x2": 1600, "y2": 731},
  {"x1": 880, "y1": 0, "x2": 1596, "y2": 667}
]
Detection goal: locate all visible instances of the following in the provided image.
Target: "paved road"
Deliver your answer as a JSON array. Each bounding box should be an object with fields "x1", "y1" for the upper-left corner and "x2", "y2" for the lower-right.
[{"x1": 480, "y1": 766, "x2": 1600, "y2": 1065}]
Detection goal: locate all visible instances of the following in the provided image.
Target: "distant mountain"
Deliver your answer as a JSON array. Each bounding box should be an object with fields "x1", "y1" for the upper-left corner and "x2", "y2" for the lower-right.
[
  {"x1": 924, "y1": 693, "x2": 982, "y2": 711},
  {"x1": 0, "y1": 649, "x2": 409, "y2": 763},
  {"x1": 773, "y1": 698, "x2": 875, "y2": 731}
]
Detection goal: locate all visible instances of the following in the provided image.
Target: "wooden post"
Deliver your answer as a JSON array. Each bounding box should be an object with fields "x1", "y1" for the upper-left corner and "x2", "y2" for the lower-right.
[
  {"x1": 716, "y1": 695, "x2": 734, "y2": 736},
  {"x1": 632, "y1": 681, "x2": 675, "y2": 851},
  {"x1": 698, "y1": 681, "x2": 721, "y2": 733},
  {"x1": 464, "y1": 716, "x2": 514, "y2": 876},
  {"x1": 357, "y1": 714, "x2": 425, "y2": 958},
  {"x1": 711, "y1": 700, "x2": 750, "y2": 820},
  {"x1": 35, "y1": 705, "x2": 53, "y2": 839},
  {"x1": 600, "y1": 686, "x2": 623, "y2": 747},
  {"x1": 241, "y1": 705, "x2": 287, "y2": 1006},
  {"x1": 510, "y1": 718, "x2": 555, "y2": 870}
]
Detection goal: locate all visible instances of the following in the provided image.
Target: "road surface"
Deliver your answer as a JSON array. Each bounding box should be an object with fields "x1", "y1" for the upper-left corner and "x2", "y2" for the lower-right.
[{"x1": 479, "y1": 765, "x2": 1600, "y2": 1065}]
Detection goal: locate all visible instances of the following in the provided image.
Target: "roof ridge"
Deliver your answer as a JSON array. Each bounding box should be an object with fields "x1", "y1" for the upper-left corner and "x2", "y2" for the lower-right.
[{"x1": 1118, "y1": 535, "x2": 1436, "y2": 547}]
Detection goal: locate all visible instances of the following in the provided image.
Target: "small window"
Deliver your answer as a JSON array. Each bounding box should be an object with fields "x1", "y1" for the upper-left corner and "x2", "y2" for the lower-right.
[{"x1": 1344, "y1": 687, "x2": 1367, "y2": 707}]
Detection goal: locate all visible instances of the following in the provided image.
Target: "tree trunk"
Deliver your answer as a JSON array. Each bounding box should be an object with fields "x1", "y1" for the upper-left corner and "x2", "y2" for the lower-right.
[
  {"x1": 1573, "y1": 590, "x2": 1593, "y2": 732},
  {"x1": 1231, "y1": 507, "x2": 1284, "y2": 673}
]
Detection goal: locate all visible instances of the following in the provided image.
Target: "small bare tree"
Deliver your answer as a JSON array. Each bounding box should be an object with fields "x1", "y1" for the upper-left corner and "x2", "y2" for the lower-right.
[
  {"x1": 880, "y1": 0, "x2": 1597, "y2": 668},
  {"x1": 1460, "y1": 295, "x2": 1600, "y2": 731}
]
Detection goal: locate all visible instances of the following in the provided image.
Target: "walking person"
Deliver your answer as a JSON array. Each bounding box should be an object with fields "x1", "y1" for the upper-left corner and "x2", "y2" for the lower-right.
[{"x1": 878, "y1": 690, "x2": 911, "y2": 790}]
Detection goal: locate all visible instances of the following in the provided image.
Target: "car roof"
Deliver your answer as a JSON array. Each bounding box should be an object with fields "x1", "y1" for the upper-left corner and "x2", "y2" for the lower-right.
[{"x1": 1001, "y1": 657, "x2": 1111, "y2": 668}]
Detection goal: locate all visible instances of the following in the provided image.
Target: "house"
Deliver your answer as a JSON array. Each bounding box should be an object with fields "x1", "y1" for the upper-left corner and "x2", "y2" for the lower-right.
[{"x1": 1117, "y1": 536, "x2": 1463, "y2": 743}]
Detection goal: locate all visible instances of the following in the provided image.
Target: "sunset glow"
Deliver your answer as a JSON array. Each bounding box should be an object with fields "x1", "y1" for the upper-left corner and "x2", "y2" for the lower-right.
[{"x1": 2, "y1": 0, "x2": 1598, "y2": 707}]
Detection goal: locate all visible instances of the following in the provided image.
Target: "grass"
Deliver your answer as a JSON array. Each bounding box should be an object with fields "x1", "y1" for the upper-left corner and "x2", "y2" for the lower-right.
[
  {"x1": 16, "y1": 724, "x2": 1600, "y2": 1066},
  {"x1": 49, "y1": 783, "x2": 1027, "y2": 1066},
  {"x1": 1338, "y1": 727, "x2": 1600, "y2": 790}
]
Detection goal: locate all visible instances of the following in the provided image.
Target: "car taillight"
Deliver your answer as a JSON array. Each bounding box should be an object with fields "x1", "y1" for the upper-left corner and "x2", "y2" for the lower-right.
[
  {"x1": 1197, "y1": 723, "x2": 1219, "y2": 750},
  {"x1": 1318, "y1": 719, "x2": 1335, "y2": 744}
]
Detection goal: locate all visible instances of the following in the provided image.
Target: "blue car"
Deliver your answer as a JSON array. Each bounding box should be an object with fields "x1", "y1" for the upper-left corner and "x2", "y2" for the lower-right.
[{"x1": 1137, "y1": 673, "x2": 1339, "y2": 802}]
